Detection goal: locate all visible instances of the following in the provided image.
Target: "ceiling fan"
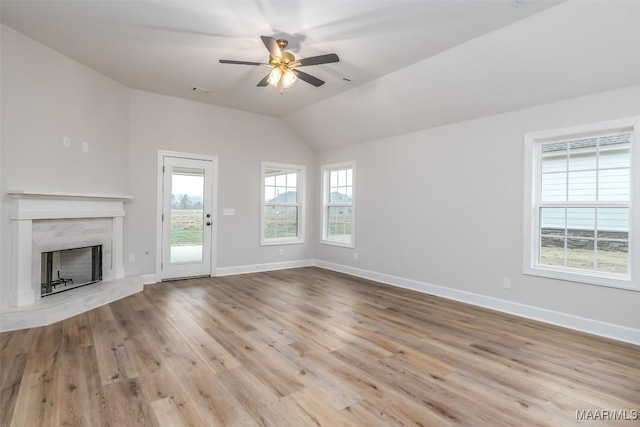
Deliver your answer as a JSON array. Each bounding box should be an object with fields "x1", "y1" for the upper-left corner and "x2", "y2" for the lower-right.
[{"x1": 219, "y1": 36, "x2": 339, "y2": 91}]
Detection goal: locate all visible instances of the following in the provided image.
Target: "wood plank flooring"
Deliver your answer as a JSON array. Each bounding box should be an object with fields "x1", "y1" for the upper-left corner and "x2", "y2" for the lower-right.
[{"x1": 1, "y1": 267, "x2": 639, "y2": 426}]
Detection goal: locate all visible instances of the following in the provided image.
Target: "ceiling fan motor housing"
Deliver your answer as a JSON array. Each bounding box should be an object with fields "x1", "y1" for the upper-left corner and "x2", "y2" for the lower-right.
[{"x1": 270, "y1": 51, "x2": 295, "y2": 66}]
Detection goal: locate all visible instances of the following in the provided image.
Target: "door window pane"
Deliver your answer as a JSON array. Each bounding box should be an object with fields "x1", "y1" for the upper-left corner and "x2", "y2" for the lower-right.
[{"x1": 170, "y1": 167, "x2": 204, "y2": 263}]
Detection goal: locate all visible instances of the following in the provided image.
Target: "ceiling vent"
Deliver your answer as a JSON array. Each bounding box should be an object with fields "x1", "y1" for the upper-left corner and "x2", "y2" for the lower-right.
[
  {"x1": 191, "y1": 86, "x2": 212, "y2": 94},
  {"x1": 330, "y1": 77, "x2": 352, "y2": 86}
]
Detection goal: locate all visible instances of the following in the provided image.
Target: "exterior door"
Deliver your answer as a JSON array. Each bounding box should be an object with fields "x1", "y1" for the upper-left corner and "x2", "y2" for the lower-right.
[{"x1": 161, "y1": 155, "x2": 214, "y2": 280}]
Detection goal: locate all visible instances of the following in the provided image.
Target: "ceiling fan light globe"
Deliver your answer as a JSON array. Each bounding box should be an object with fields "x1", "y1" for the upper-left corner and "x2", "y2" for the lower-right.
[
  {"x1": 268, "y1": 67, "x2": 282, "y2": 87},
  {"x1": 282, "y1": 69, "x2": 297, "y2": 89}
]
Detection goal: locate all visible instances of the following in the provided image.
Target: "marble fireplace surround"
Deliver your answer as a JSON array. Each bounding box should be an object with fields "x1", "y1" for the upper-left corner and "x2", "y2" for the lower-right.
[{"x1": 1, "y1": 191, "x2": 143, "y2": 331}]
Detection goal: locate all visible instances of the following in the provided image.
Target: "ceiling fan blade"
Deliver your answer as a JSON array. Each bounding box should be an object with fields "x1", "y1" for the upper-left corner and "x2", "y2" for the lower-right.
[
  {"x1": 261, "y1": 36, "x2": 281, "y2": 59},
  {"x1": 219, "y1": 59, "x2": 268, "y2": 66},
  {"x1": 257, "y1": 74, "x2": 270, "y2": 87},
  {"x1": 294, "y1": 70, "x2": 325, "y2": 87},
  {"x1": 292, "y1": 53, "x2": 339, "y2": 67}
]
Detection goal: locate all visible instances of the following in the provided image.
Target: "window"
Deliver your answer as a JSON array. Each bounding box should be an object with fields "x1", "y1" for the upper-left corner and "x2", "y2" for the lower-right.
[
  {"x1": 261, "y1": 162, "x2": 305, "y2": 245},
  {"x1": 523, "y1": 117, "x2": 639, "y2": 290},
  {"x1": 321, "y1": 162, "x2": 355, "y2": 247}
]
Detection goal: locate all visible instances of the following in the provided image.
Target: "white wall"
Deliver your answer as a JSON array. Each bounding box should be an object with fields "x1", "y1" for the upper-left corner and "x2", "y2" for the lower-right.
[
  {"x1": 0, "y1": 24, "x2": 130, "y2": 308},
  {"x1": 315, "y1": 85, "x2": 640, "y2": 332},
  {"x1": 127, "y1": 90, "x2": 315, "y2": 277},
  {"x1": 285, "y1": 1, "x2": 640, "y2": 151},
  {"x1": 1, "y1": 22, "x2": 637, "y2": 342}
]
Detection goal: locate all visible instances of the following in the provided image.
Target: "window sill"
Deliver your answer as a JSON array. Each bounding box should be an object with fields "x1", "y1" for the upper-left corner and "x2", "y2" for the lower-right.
[
  {"x1": 523, "y1": 265, "x2": 637, "y2": 292},
  {"x1": 320, "y1": 239, "x2": 355, "y2": 249},
  {"x1": 260, "y1": 238, "x2": 304, "y2": 247}
]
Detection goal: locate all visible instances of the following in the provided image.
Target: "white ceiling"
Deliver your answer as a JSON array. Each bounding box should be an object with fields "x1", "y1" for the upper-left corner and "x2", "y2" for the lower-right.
[
  {"x1": 0, "y1": 0, "x2": 559, "y2": 118},
  {"x1": 3, "y1": 1, "x2": 639, "y2": 151},
  {"x1": 284, "y1": 1, "x2": 640, "y2": 149}
]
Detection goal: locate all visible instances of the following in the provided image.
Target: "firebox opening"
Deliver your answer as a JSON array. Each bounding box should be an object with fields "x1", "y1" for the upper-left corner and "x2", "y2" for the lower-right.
[{"x1": 41, "y1": 245, "x2": 102, "y2": 297}]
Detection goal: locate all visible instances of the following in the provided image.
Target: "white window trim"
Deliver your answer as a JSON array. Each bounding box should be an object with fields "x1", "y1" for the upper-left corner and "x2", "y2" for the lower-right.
[
  {"x1": 260, "y1": 161, "x2": 305, "y2": 246},
  {"x1": 321, "y1": 161, "x2": 356, "y2": 248},
  {"x1": 523, "y1": 116, "x2": 640, "y2": 291}
]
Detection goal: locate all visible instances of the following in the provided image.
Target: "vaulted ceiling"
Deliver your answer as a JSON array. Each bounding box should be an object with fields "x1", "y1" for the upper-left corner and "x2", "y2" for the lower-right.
[{"x1": 2, "y1": 1, "x2": 639, "y2": 150}]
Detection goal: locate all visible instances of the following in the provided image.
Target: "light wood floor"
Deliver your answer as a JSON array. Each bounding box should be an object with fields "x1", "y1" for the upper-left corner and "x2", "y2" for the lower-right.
[{"x1": 1, "y1": 267, "x2": 638, "y2": 426}]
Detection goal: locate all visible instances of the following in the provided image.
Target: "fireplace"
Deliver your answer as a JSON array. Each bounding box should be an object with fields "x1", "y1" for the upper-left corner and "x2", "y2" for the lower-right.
[
  {"x1": 3, "y1": 191, "x2": 144, "y2": 333},
  {"x1": 41, "y1": 245, "x2": 103, "y2": 297}
]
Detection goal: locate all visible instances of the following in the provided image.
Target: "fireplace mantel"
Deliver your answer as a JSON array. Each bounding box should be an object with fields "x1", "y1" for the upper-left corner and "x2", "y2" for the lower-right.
[
  {"x1": 8, "y1": 190, "x2": 134, "y2": 220},
  {"x1": 8, "y1": 190, "x2": 134, "y2": 200},
  {"x1": 2, "y1": 190, "x2": 142, "y2": 331}
]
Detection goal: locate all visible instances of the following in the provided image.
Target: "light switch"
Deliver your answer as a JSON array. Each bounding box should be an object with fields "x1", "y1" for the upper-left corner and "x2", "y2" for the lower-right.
[{"x1": 223, "y1": 208, "x2": 235, "y2": 216}]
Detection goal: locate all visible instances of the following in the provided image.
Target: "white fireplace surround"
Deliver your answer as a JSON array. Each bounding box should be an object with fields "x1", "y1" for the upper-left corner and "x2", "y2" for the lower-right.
[{"x1": 2, "y1": 191, "x2": 143, "y2": 331}]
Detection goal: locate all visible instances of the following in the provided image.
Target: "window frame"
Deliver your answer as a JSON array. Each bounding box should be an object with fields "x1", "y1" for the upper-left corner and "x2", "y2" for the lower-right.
[
  {"x1": 321, "y1": 161, "x2": 356, "y2": 248},
  {"x1": 260, "y1": 161, "x2": 305, "y2": 246},
  {"x1": 523, "y1": 117, "x2": 640, "y2": 291}
]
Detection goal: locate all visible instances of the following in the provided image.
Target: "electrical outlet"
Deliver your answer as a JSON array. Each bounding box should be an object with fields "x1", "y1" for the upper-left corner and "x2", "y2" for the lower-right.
[
  {"x1": 503, "y1": 277, "x2": 511, "y2": 289},
  {"x1": 63, "y1": 137, "x2": 70, "y2": 148},
  {"x1": 128, "y1": 253, "x2": 135, "y2": 262},
  {"x1": 82, "y1": 141, "x2": 89, "y2": 152},
  {"x1": 353, "y1": 252, "x2": 358, "y2": 260},
  {"x1": 278, "y1": 248, "x2": 284, "y2": 256}
]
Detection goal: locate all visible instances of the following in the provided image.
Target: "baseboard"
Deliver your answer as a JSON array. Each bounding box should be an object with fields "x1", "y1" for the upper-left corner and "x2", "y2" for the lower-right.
[
  {"x1": 144, "y1": 260, "x2": 314, "y2": 284},
  {"x1": 313, "y1": 260, "x2": 640, "y2": 346},
  {"x1": 142, "y1": 274, "x2": 159, "y2": 285},
  {"x1": 215, "y1": 259, "x2": 314, "y2": 277}
]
